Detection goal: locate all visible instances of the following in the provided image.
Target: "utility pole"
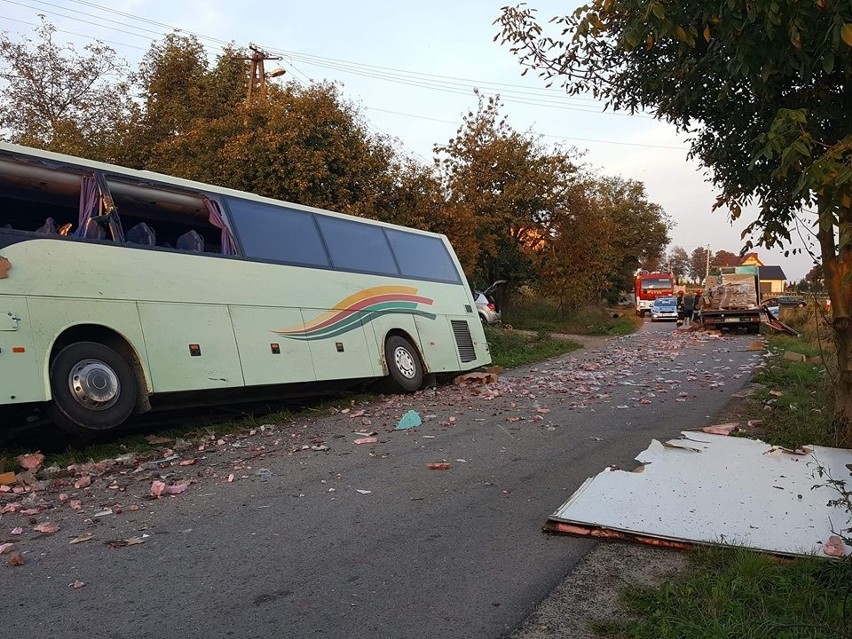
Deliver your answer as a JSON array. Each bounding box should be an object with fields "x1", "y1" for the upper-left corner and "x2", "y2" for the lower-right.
[
  {"x1": 704, "y1": 244, "x2": 711, "y2": 284},
  {"x1": 239, "y1": 45, "x2": 283, "y2": 102}
]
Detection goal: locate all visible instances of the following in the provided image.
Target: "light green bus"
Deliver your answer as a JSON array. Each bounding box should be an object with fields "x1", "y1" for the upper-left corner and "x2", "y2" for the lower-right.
[{"x1": 0, "y1": 142, "x2": 490, "y2": 434}]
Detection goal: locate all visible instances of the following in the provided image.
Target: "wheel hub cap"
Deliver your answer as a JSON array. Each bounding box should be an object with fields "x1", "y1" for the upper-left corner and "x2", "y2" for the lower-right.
[
  {"x1": 68, "y1": 359, "x2": 120, "y2": 411},
  {"x1": 393, "y1": 347, "x2": 416, "y2": 379}
]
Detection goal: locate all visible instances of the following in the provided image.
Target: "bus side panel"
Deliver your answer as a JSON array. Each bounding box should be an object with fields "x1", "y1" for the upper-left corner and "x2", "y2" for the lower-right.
[
  {"x1": 0, "y1": 297, "x2": 45, "y2": 403},
  {"x1": 366, "y1": 312, "x2": 424, "y2": 375},
  {"x1": 27, "y1": 298, "x2": 151, "y2": 398},
  {"x1": 137, "y1": 302, "x2": 244, "y2": 392},
  {"x1": 229, "y1": 305, "x2": 316, "y2": 386},
  {"x1": 413, "y1": 315, "x2": 465, "y2": 373},
  {"x1": 302, "y1": 310, "x2": 381, "y2": 381}
]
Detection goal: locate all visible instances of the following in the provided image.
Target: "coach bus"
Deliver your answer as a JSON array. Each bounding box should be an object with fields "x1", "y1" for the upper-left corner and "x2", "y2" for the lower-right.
[{"x1": 0, "y1": 142, "x2": 490, "y2": 434}]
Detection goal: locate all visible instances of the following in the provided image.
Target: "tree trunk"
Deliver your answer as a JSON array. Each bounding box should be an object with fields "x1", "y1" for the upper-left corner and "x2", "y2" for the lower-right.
[
  {"x1": 818, "y1": 197, "x2": 852, "y2": 443},
  {"x1": 837, "y1": 316, "x2": 852, "y2": 444}
]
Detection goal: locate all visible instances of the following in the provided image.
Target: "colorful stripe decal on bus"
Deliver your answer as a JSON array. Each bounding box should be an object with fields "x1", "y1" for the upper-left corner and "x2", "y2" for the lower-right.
[{"x1": 273, "y1": 286, "x2": 435, "y2": 340}]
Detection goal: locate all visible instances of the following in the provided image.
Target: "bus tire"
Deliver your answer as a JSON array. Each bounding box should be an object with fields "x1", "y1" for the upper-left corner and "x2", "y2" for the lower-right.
[
  {"x1": 384, "y1": 335, "x2": 423, "y2": 393},
  {"x1": 49, "y1": 341, "x2": 138, "y2": 435}
]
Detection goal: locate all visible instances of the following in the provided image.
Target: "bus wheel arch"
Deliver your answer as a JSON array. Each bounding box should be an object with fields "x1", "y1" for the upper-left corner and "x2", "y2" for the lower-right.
[
  {"x1": 382, "y1": 330, "x2": 425, "y2": 393},
  {"x1": 48, "y1": 326, "x2": 149, "y2": 434}
]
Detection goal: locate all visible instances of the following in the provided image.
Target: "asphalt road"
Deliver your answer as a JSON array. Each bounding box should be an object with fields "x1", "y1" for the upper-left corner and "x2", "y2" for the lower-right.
[{"x1": 2, "y1": 321, "x2": 764, "y2": 638}]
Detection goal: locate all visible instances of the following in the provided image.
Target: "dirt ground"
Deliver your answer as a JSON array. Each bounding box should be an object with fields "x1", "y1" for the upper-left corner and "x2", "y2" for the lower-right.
[{"x1": 508, "y1": 541, "x2": 688, "y2": 639}]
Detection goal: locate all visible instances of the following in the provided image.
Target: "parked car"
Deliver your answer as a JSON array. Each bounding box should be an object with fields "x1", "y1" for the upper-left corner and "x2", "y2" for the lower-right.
[
  {"x1": 763, "y1": 295, "x2": 806, "y2": 308},
  {"x1": 650, "y1": 296, "x2": 679, "y2": 321},
  {"x1": 474, "y1": 280, "x2": 506, "y2": 325}
]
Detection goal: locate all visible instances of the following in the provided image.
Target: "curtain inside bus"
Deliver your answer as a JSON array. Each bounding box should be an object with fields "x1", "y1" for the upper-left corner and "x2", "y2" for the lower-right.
[
  {"x1": 75, "y1": 174, "x2": 99, "y2": 238},
  {"x1": 206, "y1": 199, "x2": 238, "y2": 256}
]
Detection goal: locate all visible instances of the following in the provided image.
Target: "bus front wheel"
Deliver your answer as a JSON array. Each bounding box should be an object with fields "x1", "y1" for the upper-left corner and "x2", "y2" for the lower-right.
[
  {"x1": 49, "y1": 341, "x2": 138, "y2": 435},
  {"x1": 384, "y1": 335, "x2": 424, "y2": 393}
]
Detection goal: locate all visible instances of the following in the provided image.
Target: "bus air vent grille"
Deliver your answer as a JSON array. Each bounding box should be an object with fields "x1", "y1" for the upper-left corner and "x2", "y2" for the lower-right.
[{"x1": 451, "y1": 320, "x2": 476, "y2": 363}]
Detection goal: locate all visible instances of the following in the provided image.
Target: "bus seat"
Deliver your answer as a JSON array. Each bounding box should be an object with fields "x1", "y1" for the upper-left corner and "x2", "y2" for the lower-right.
[
  {"x1": 126, "y1": 222, "x2": 156, "y2": 246},
  {"x1": 83, "y1": 218, "x2": 106, "y2": 240},
  {"x1": 176, "y1": 230, "x2": 204, "y2": 252},
  {"x1": 35, "y1": 217, "x2": 58, "y2": 235}
]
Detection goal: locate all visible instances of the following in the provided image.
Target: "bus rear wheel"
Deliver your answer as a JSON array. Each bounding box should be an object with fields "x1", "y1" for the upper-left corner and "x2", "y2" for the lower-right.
[
  {"x1": 49, "y1": 341, "x2": 138, "y2": 435},
  {"x1": 384, "y1": 335, "x2": 424, "y2": 393}
]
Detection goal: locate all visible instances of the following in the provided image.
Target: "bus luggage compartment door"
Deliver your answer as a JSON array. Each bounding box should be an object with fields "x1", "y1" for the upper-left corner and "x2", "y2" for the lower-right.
[
  {"x1": 138, "y1": 302, "x2": 244, "y2": 392},
  {"x1": 229, "y1": 305, "x2": 316, "y2": 386}
]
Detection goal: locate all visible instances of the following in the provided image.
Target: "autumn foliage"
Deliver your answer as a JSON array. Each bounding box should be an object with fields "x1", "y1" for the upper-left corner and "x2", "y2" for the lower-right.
[{"x1": 0, "y1": 21, "x2": 669, "y2": 311}]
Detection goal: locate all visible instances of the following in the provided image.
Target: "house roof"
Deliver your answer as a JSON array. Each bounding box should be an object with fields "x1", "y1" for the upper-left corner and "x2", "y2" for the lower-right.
[{"x1": 759, "y1": 265, "x2": 787, "y2": 280}]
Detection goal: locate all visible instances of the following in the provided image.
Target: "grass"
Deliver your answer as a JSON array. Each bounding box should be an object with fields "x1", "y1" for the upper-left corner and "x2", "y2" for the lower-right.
[
  {"x1": 598, "y1": 310, "x2": 852, "y2": 639},
  {"x1": 484, "y1": 325, "x2": 582, "y2": 369},
  {"x1": 503, "y1": 298, "x2": 640, "y2": 336},
  {"x1": 597, "y1": 546, "x2": 852, "y2": 639}
]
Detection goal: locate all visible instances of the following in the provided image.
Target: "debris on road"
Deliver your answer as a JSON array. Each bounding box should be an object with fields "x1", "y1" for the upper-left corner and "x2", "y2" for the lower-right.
[
  {"x1": 16, "y1": 452, "x2": 45, "y2": 472},
  {"x1": 701, "y1": 423, "x2": 739, "y2": 435},
  {"x1": 0, "y1": 327, "x2": 769, "y2": 571},
  {"x1": 394, "y1": 410, "x2": 422, "y2": 430},
  {"x1": 427, "y1": 462, "x2": 451, "y2": 470},
  {"x1": 32, "y1": 522, "x2": 60, "y2": 535},
  {"x1": 105, "y1": 536, "x2": 146, "y2": 548}
]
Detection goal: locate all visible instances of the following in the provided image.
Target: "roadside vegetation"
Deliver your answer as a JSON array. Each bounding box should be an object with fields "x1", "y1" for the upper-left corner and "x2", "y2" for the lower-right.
[
  {"x1": 485, "y1": 297, "x2": 640, "y2": 369},
  {"x1": 599, "y1": 306, "x2": 852, "y2": 639}
]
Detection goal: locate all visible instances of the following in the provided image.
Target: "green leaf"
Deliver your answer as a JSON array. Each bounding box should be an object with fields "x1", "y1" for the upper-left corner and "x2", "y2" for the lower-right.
[
  {"x1": 650, "y1": 2, "x2": 665, "y2": 20},
  {"x1": 822, "y1": 52, "x2": 834, "y2": 74}
]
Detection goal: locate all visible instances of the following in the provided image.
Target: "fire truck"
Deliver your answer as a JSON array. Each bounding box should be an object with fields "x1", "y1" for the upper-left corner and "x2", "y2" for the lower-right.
[{"x1": 634, "y1": 272, "x2": 675, "y2": 317}]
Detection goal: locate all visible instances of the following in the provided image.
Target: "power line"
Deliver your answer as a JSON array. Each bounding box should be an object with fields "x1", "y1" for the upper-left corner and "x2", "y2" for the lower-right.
[{"x1": 0, "y1": 0, "x2": 671, "y2": 151}]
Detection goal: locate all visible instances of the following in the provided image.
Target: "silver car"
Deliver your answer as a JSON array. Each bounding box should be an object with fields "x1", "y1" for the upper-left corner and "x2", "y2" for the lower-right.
[{"x1": 474, "y1": 280, "x2": 505, "y2": 325}]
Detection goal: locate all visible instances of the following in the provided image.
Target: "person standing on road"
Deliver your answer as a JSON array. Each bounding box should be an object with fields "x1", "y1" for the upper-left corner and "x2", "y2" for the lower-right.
[
  {"x1": 682, "y1": 292, "x2": 695, "y2": 327},
  {"x1": 693, "y1": 290, "x2": 703, "y2": 325},
  {"x1": 676, "y1": 290, "x2": 685, "y2": 324}
]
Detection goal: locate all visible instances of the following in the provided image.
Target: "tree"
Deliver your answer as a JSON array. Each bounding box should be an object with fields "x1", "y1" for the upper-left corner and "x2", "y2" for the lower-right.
[
  {"x1": 497, "y1": 1, "x2": 852, "y2": 433},
  {"x1": 668, "y1": 246, "x2": 690, "y2": 281},
  {"x1": 144, "y1": 81, "x2": 399, "y2": 218},
  {"x1": 587, "y1": 176, "x2": 671, "y2": 298},
  {"x1": 0, "y1": 17, "x2": 135, "y2": 160},
  {"x1": 435, "y1": 93, "x2": 582, "y2": 290},
  {"x1": 805, "y1": 262, "x2": 826, "y2": 292},
  {"x1": 689, "y1": 246, "x2": 710, "y2": 282},
  {"x1": 121, "y1": 34, "x2": 246, "y2": 168},
  {"x1": 712, "y1": 250, "x2": 741, "y2": 268}
]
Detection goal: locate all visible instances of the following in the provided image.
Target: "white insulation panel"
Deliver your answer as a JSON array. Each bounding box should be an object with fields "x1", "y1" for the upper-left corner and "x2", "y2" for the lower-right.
[{"x1": 551, "y1": 432, "x2": 852, "y2": 557}]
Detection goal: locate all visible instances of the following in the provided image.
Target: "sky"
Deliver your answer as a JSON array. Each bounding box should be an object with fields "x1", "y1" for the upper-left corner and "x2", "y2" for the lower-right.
[{"x1": 0, "y1": 0, "x2": 820, "y2": 280}]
